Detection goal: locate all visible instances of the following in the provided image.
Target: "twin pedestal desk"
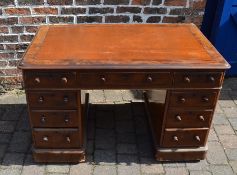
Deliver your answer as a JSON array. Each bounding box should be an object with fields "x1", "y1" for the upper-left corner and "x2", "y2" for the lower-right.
[{"x1": 18, "y1": 24, "x2": 230, "y2": 163}]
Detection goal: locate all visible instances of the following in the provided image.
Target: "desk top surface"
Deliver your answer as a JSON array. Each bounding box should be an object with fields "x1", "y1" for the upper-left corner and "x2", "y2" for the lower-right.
[{"x1": 19, "y1": 24, "x2": 230, "y2": 70}]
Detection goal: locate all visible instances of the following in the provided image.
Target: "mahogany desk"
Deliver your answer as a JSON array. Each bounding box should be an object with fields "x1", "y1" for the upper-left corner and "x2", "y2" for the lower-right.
[{"x1": 18, "y1": 24, "x2": 230, "y2": 163}]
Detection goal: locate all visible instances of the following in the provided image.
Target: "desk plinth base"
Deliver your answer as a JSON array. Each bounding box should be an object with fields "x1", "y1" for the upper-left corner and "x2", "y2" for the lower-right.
[
  {"x1": 33, "y1": 148, "x2": 86, "y2": 163},
  {"x1": 155, "y1": 146, "x2": 208, "y2": 161},
  {"x1": 144, "y1": 92, "x2": 208, "y2": 161}
]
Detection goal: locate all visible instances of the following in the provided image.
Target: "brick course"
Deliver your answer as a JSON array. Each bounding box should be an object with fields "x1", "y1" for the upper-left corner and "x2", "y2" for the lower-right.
[{"x1": 0, "y1": 0, "x2": 206, "y2": 89}]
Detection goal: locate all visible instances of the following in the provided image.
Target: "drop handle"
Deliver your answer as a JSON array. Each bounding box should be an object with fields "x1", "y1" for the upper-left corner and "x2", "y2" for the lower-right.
[
  {"x1": 61, "y1": 77, "x2": 68, "y2": 84},
  {"x1": 175, "y1": 115, "x2": 182, "y2": 121},
  {"x1": 43, "y1": 136, "x2": 48, "y2": 142},
  {"x1": 184, "y1": 76, "x2": 191, "y2": 83},
  {"x1": 202, "y1": 97, "x2": 209, "y2": 102},
  {"x1": 195, "y1": 136, "x2": 201, "y2": 142},
  {"x1": 173, "y1": 136, "x2": 179, "y2": 142},
  {"x1": 38, "y1": 96, "x2": 44, "y2": 103},
  {"x1": 34, "y1": 77, "x2": 40, "y2": 84},
  {"x1": 147, "y1": 76, "x2": 153, "y2": 82},
  {"x1": 66, "y1": 136, "x2": 71, "y2": 143},
  {"x1": 63, "y1": 96, "x2": 69, "y2": 103},
  {"x1": 198, "y1": 115, "x2": 205, "y2": 121}
]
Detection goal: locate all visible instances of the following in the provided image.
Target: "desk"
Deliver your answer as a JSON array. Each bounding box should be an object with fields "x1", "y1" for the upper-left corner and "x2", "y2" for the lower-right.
[{"x1": 18, "y1": 24, "x2": 230, "y2": 163}]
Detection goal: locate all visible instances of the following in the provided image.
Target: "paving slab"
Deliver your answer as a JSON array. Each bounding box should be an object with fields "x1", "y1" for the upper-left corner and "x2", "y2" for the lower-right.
[
  {"x1": 229, "y1": 161, "x2": 237, "y2": 173},
  {"x1": 225, "y1": 148, "x2": 237, "y2": 161},
  {"x1": 206, "y1": 142, "x2": 228, "y2": 164},
  {"x1": 140, "y1": 157, "x2": 164, "y2": 174},
  {"x1": 189, "y1": 170, "x2": 212, "y2": 175},
  {"x1": 213, "y1": 113, "x2": 229, "y2": 125},
  {"x1": 117, "y1": 143, "x2": 137, "y2": 154},
  {"x1": 210, "y1": 165, "x2": 235, "y2": 175},
  {"x1": 229, "y1": 118, "x2": 237, "y2": 131},
  {"x1": 93, "y1": 165, "x2": 116, "y2": 175},
  {"x1": 104, "y1": 90, "x2": 123, "y2": 102},
  {"x1": 21, "y1": 154, "x2": 45, "y2": 175},
  {"x1": 70, "y1": 162, "x2": 93, "y2": 175},
  {"x1": 117, "y1": 164, "x2": 141, "y2": 175},
  {"x1": 46, "y1": 164, "x2": 70, "y2": 174},
  {"x1": 117, "y1": 154, "x2": 139, "y2": 165},
  {"x1": 214, "y1": 124, "x2": 235, "y2": 135},
  {"x1": 164, "y1": 167, "x2": 189, "y2": 175},
  {"x1": 186, "y1": 160, "x2": 209, "y2": 171},
  {"x1": 94, "y1": 150, "x2": 116, "y2": 165},
  {"x1": 219, "y1": 134, "x2": 237, "y2": 149}
]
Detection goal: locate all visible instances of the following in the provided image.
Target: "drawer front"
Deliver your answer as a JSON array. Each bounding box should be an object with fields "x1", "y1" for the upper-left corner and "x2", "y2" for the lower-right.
[
  {"x1": 24, "y1": 71, "x2": 76, "y2": 88},
  {"x1": 33, "y1": 129, "x2": 81, "y2": 148},
  {"x1": 162, "y1": 129, "x2": 208, "y2": 147},
  {"x1": 30, "y1": 110, "x2": 79, "y2": 128},
  {"x1": 166, "y1": 110, "x2": 213, "y2": 128},
  {"x1": 174, "y1": 72, "x2": 223, "y2": 88},
  {"x1": 27, "y1": 91, "x2": 77, "y2": 109},
  {"x1": 78, "y1": 72, "x2": 172, "y2": 88},
  {"x1": 169, "y1": 91, "x2": 218, "y2": 108}
]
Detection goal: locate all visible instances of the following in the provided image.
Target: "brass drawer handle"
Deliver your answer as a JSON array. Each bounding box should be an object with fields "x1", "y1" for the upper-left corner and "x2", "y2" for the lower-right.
[
  {"x1": 195, "y1": 135, "x2": 201, "y2": 142},
  {"x1": 175, "y1": 115, "x2": 182, "y2": 121},
  {"x1": 147, "y1": 76, "x2": 153, "y2": 82},
  {"x1": 173, "y1": 136, "x2": 179, "y2": 142},
  {"x1": 41, "y1": 115, "x2": 46, "y2": 123},
  {"x1": 61, "y1": 77, "x2": 68, "y2": 84},
  {"x1": 38, "y1": 96, "x2": 44, "y2": 103},
  {"x1": 66, "y1": 136, "x2": 71, "y2": 143},
  {"x1": 101, "y1": 76, "x2": 106, "y2": 82},
  {"x1": 198, "y1": 115, "x2": 205, "y2": 121},
  {"x1": 179, "y1": 97, "x2": 186, "y2": 103},
  {"x1": 202, "y1": 97, "x2": 209, "y2": 102},
  {"x1": 43, "y1": 136, "x2": 48, "y2": 142},
  {"x1": 34, "y1": 77, "x2": 40, "y2": 84},
  {"x1": 209, "y1": 76, "x2": 215, "y2": 83},
  {"x1": 63, "y1": 96, "x2": 69, "y2": 103},
  {"x1": 64, "y1": 116, "x2": 69, "y2": 123},
  {"x1": 184, "y1": 76, "x2": 191, "y2": 83}
]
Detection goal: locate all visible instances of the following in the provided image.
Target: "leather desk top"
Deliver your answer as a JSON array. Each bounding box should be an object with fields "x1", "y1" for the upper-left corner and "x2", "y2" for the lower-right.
[{"x1": 19, "y1": 24, "x2": 230, "y2": 70}]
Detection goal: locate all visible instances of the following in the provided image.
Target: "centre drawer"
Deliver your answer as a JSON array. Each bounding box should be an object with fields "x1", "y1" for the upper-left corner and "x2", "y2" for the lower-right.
[
  {"x1": 169, "y1": 90, "x2": 218, "y2": 108},
  {"x1": 78, "y1": 72, "x2": 172, "y2": 88},
  {"x1": 33, "y1": 129, "x2": 81, "y2": 148},
  {"x1": 27, "y1": 91, "x2": 78, "y2": 109},
  {"x1": 162, "y1": 129, "x2": 208, "y2": 147},
  {"x1": 30, "y1": 110, "x2": 79, "y2": 128},
  {"x1": 165, "y1": 110, "x2": 213, "y2": 128}
]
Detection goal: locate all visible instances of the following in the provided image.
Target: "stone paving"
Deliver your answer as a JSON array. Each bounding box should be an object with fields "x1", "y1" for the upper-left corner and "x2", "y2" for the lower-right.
[{"x1": 0, "y1": 78, "x2": 237, "y2": 175}]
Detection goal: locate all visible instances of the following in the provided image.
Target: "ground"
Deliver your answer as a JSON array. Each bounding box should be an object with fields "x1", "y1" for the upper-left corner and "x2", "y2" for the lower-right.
[{"x1": 0, "y1": 78, "x2": 237, "y2": 175}]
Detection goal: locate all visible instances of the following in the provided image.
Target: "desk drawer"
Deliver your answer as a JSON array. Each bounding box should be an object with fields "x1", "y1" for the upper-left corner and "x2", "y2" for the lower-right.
[
  {"x1": 162, "y1": 129, "x2": 208, "y2": 147},
  {"x1": 169, "y1": 91, "x2": 218, "y2": 108},
  {"x1": 165, "y1": 110, "x2": 213, "y2": 128},
  {"x1": 78, "y1": 72, "x2": 172, "y2": 88},
  {"x1": 174, "y1": 72, "x2": 223, "y2": 88},
  {"x1": 30, "y1": 110, "x2": 79, "y2": 128},
  {"x1": 24, "y1": 71, "x2": 76, "y2": 88},
  {"x1": 27, "y1": 91, "x2": 78, "y2": 109},
  {"x1": 33, "y1": 129, "x2": 81, "y2": 148}
]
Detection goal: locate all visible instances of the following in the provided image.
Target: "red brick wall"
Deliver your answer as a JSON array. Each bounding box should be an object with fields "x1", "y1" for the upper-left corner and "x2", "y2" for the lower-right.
[{"x1": 0, "y1": 0, "x2": 206, "y2": 90}]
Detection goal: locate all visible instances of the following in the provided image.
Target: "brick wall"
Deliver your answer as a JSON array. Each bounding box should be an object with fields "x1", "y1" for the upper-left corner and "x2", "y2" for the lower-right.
[{"x1": 0, "y1": 0, "x2": 206, "y2": 90}]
